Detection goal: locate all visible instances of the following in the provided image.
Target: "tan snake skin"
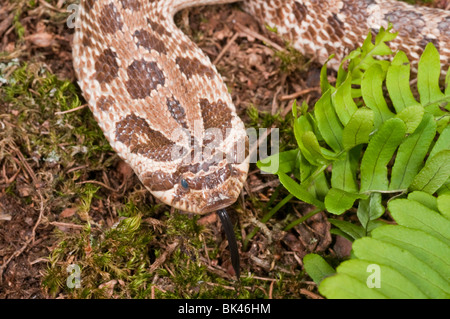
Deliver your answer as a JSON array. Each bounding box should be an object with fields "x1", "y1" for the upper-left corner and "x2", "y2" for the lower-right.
[
  {"x1": 73, "y1": 0, "x2": 450, "y2": 214},
  {"x1": 243, "y1": 0, "x2": 449, "y2": 71}
]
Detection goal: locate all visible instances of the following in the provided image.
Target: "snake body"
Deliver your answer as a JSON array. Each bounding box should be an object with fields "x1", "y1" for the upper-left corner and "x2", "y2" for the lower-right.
[{"x1": 73, "y1": 0, "x2": 450, "y2": 215}]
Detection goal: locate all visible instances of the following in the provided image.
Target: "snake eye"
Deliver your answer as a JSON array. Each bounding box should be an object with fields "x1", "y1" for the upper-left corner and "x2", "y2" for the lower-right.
[{"x1": 180, "y1": 178, "x2": 189, "y2": 190}]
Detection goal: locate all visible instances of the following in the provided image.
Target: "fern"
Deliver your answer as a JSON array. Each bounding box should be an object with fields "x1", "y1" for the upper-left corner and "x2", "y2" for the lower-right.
[
  {"x1": 257, "y1": 24, "x2": 450, "y2": 298},
  {"x1": 305, "y1": 195, "x2": 450, "y2": 299},
  {"x1": 258, "y1": 25, "x2": 450, "y2": 235}
]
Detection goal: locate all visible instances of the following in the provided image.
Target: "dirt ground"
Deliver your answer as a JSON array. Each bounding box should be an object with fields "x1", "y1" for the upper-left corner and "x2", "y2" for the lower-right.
[{"x1": 0, "y1": 0, "x2": 448, "y2": 299}]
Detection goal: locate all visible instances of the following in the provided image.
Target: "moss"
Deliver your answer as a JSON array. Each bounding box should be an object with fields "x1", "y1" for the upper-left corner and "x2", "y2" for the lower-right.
[{"x1": 13, "y1": 9, "x2": 25, "y2": 41}]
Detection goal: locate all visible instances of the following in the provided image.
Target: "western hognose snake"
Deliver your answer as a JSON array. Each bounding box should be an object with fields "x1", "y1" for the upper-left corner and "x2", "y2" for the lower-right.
[{"x1": 73, "y1": 0, "x2": 450, "y2": 215}]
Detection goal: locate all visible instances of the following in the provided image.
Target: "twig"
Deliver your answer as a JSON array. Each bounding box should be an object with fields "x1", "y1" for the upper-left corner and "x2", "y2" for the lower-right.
[
  {"x1": 250, "y1": 179, "x2": 280, "y2": 193},
  {"x1": 251, "y1": 275, "x2": 280, "y2": 282},
  {"x1": 213, "y1": 32, "x2": 239, "y2": 65},
  {"x1": 271, "y1": 85, "x2": 283, "y2": 115},
  {"x1": 280, "y1": 87, "x2": 321, "y2": 101},
  {"x1": 55, "y1": 104, "x2": 88, "y2": 115},
  {"x1": 66, "y1": 165, "x2": 88, "y2": 174},
  {"x1": 49, "y1": 221, "x2": 85, "y2": 230},
  {"x1": 38, "y1": 0, "x2": 67, "y2": 13},
  {"x1": 31, "y1": 191, "x2": 45, "y2": 244},
  {"x1": 13, "y1": 147, "x2": 37, "y2": 184},
  {"x1": 205, "y1": 281, "x2": 237, "y2": 291},
  {"x1": 268, "y1": 280, "x2": 274, "y2": 299},
  {"x1": 30, "y1": 257, "x2": 50, "y2": 265},
  {"x1": 149, "y1": 241, "x2": 179, "y2": 273},
  {"x1": 2, "y1": 160, "x2": 21, "y2": 184},
  {"x1": 249, "y1": 255, "x2": 293, "y2": 274},
  {"x1": 151, "y1": 285, "x2": 167, "y2": 299},
  {"x1": 234, "y1": 22, "x2": 285, "y2": 53},
  {"x1": 299, "y1": 288, "x2": 323, "y2": 299}
]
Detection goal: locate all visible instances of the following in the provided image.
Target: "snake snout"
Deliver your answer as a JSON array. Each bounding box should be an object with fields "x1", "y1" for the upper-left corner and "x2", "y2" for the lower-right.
[{"x1": 200, "y1": 195, "x2": 236, "y2": 214}]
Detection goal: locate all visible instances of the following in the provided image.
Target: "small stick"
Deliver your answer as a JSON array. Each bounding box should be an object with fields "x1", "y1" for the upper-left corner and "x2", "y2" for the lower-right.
[
  {"x1": 213, "y1": 32, "x2": 239, "y2": 65},
  {"x1": 55, "y1": 104, "x2": 87, "y2": 115}
]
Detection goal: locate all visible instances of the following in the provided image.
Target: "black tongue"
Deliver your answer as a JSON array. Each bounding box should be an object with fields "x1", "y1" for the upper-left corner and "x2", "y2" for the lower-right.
[{"x1": 216, "y1": 209, "x2": 240, "y2": 279}]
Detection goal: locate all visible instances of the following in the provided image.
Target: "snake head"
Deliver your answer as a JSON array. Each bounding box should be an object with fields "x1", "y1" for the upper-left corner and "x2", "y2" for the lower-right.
[
  {"x1": 141, "y1": 156, "x2": 249, "y2": 215},
  {"x1": 140, "y1": 130, "x2": 250, "y2": 214}
]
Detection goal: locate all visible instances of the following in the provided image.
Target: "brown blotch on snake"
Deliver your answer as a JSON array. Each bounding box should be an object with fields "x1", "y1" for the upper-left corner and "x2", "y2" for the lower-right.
[
  {"x1": 125, "y1": 59, "x2": 165, "y2": 99},
  {"x1": 147, "y1": 18, "x2": 172, "y2": 37},
  {"x1": 176, "y1": 56, "x2": 216, "y2": 80},
  {"x1": 99, "y1": 3, "x2": 123, "y2": 34},
  {"x1": 141, "y1": 170, "x2": 178, "y2": 191},
  {"x1": 115, "y1": 113, "x2": 178, "y2": 161},
  {"x1": 199, "y1": 98, "x2": 233, "y2": 138},
  {"x1": 134, "y1": 29, "x2": 167, "y2": 55},
  {"x1": 94, "y1": 48, "x2": 119, "y2": 84}
]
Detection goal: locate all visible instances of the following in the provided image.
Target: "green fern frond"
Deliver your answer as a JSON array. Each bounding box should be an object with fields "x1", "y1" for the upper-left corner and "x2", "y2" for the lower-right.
[
  {"x1": 258, "y1": 26, "x2": 450, "y2": 234},
  {"x1": 311, "y1": 197, "x2": 450, "y2": 299}
]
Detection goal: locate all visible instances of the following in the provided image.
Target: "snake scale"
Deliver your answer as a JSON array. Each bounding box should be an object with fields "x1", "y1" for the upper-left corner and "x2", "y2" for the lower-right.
[{"x1": 73, "y1": 0, "x2": 449, "y2": 277}]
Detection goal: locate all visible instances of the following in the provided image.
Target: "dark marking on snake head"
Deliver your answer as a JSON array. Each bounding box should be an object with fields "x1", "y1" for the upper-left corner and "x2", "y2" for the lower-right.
[
  {"x1": 99, "y1": 3, "x2": 123, "y2": 34},
  {"x1": 125, "y1": 59, "x2": 165, "y2": 99},
  {"x1": 199, "y1": 98, "x2": 233, "y2": 138},
  {"x1": 293, "y1": 1, "x2": 308, "y2": 21},
  {"x1": 94, "y1": 48, "x2": 119, "y2": 83},
  {"x1": 141, "y1": 170, "x2": 178, "y2": 191},
  {"x1": 166, "y1": 96, "x2": 189, "y2": 129},
  {"x1": 134, "y1": 29, "x2": 167, "y2": 55},
  {"x1": 97, "y1": 96, "x2": 116, "y2": 112},
  {"x1": 115, "y1": 113, "x2": 178, "y2": 161},
  {"x1": 119, "y1": 0, "x2": 141, "y2": 11},
  {"x1": 176, "y1": 56, "x2": 216, "y2": 80},
  {"x1": 185, "y1": 165, "x2": 232, "y2": 191}
]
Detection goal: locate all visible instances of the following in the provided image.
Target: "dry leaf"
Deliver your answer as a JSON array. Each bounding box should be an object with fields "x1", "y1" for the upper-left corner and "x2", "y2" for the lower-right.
[
  {"x1": 60, "y1": 207, "x2": 78, "y2": 218},
  {"x1": 0, "y1": 212, "x2": 12, "y2": 221},
  {"x1": 26, "y1": 32, "x2": 55, "y2": 48},
  {"x1": 116, "y1": 160, "x2": 133, "y2": 180}
]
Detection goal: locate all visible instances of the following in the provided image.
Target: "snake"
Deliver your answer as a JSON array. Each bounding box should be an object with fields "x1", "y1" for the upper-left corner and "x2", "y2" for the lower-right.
[{"x1": 72, "y1": 0, "x2": 450, "y2": 277}]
